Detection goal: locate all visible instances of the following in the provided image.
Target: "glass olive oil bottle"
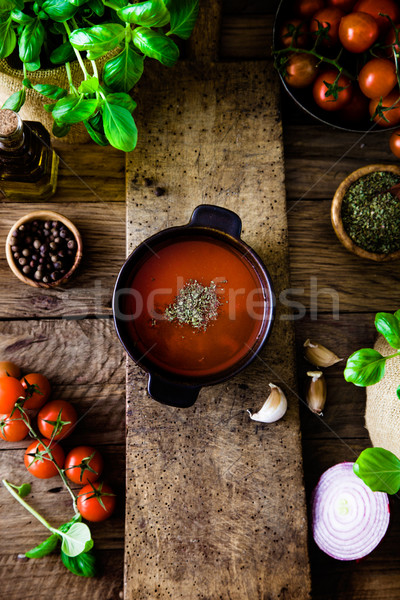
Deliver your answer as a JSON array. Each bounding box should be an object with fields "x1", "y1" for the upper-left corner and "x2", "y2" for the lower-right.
[{"x1": 0, "y1": 109, "x2": 58, "y2": 200}]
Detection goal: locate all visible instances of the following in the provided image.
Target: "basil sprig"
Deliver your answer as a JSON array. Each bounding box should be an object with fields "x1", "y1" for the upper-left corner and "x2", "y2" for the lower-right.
[
  {"x1": 0, "y1": 0, "x2": 199, "y2": 151},
  {"x1": 354, "y1": 447, "x2": 400, "y2": 495},
  {"x1": 344, "y1": 310, "x2": 400, "y2": 387}
]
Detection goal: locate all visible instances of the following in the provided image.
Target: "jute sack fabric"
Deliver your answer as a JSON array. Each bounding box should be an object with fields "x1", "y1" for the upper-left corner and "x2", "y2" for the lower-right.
[
  {"x1": 0, "y1": 53, "x2": 115, "y2": 144},
  {"x1": 366, "y1": 334, "x2": 400, "y2": 458}
]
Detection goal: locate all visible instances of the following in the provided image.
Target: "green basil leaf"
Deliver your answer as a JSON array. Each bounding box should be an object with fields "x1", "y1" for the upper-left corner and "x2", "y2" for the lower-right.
[
  {"x1": 118, "y1": 0, "x2": 170, "y2": 27},
  {"x1": 78, "y1": 76, "x2": 99, "y2": 94},
  {"x1": 52, "y1": 96, "x2": 97, "y2": 123},
  {"x1": 25, "y1": 534, "x2": 58, "y2": 558},
  {"x1": 32, "y1": 83, "x2": 67, "y2": 99},
  {"x1": 50, "y1": 40, "x2": 76, "y2": 65},
  {"x1": 0, "y1": 0, "x2": 17, "y2": 10},
  {"x1": 102, "y1": 101, "x2": 137, "y2": 152},
  {"x1": 60, "y1": 548, "x2": 97, "y2": 577},
  {"x1": 132, "y1": 27, "x2": 179, "y2": 67},
  {"x1": 344, "y1": 348, "x2": 387, "y2": 386},
  {"x1": 84, "y1": 114, "x2": 108, "y2": 146},
  {"x1": 2, "y1": 88, "x2": 25, "y2": 111},
  {"x1": 42, "y1": 0, "x2": 78, "y2": 22},
  {"x1": 58, "y1": 513, "x2": 82, "y2": 533},
  {"x1": 354, "y1": 447, "x2": 400, "y2": 494},
  {"x1": 397, "y1": 385, "x2": 400, "y2": 400},
  {"x1": 17, "y1": 482, "x2": 31, "y2": 497},
  {"x1": 106, "y1": 91, "x2": 136, "y2": 113},
  {"x1": 375, "y1": 312, "x2": 400, "y2": 349},
  {"x1": 87, "y1": 0, "x2": 104, "y2": 17},
  {"x1": 69, "y1": 23, "x2": 125, "y2": 60},
  {"x1": 0, "y1": 18, "x2": 16, "y2": 59},
  {"x1": 394, "y1": 309, "x2": 400, "y2": 323},
  {"x1": 58, "y1": 522, "x2": 92, "y2": 557},
  {"x1": 19, "y1": 19, "x2": 44, "y2": 63},
  {"x1": 68, "y1": 0, "x2": 88, "y2": 5},
  {"x1": 166, "y1": 0, "x2": 198, "y2": 39},
  {"x1": 52, "y1": 120, "x2": 71, "y2": 137},
  {"x1": 25, "y1": 58, "x2": 41, "y2": 71},
  {"x1": 43, "y1": 102, "x2": 55, "y2": 112},
  {"x1": 103, "y1": 46, "x2": 144, "y2": 92},
  {"x1": 11, "y1": 9, "x2": 34, "y2": 24}
]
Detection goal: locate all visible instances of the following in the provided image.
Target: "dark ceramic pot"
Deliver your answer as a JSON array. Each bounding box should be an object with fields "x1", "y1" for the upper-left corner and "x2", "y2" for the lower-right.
[{"x1": 113, "y1": 205, "x2": 275, "y2": 408}]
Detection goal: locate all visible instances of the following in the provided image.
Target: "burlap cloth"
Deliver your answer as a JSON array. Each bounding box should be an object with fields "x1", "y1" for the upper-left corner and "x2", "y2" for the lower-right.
[
  {"x1": 0, "y1": 53, "x2": 114, "y2": 144},
  {"x1": 366, "y1": 335, "x2": 400, "y2": 458}
]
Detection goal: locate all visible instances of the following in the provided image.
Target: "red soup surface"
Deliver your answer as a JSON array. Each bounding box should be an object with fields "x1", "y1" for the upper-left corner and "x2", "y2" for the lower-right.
[{"x1": 124, "y1": 236, "x2": 269, "y2": 377}]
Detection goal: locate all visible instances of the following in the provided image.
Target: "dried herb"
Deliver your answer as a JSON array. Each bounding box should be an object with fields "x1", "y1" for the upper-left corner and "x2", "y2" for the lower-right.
[
  {"x1": 164, "y1": 280, "x2": 222, "y2": 331},
  {"x1": 341, "y1": 171, "x2": 400, "y2": 254}
]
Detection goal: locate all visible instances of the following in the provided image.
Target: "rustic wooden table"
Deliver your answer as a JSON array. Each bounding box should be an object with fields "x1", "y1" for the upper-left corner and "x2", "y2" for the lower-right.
[{"x1": 1, "y1": 2, "x2": 400, "y2": 599}]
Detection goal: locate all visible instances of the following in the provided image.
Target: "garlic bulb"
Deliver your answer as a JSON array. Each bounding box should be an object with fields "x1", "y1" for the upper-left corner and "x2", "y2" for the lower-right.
[
  {"x1": 247, "y1": 383, "x2": 287, "y2": 423},
  {"x1": 304, "y1": 339, "x2": 342, "y2": 368},
  {"x1": 306, "y1": 370, "x2": 327, "y2": 416}
]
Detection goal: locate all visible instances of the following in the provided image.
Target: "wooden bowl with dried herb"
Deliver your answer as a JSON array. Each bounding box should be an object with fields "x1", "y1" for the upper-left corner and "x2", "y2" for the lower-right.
[{"x1": 331, "y1": 164, "x2": 400, "y2": 262}]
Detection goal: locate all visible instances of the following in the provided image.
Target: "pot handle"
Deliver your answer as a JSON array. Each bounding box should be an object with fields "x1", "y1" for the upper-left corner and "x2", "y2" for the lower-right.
[
  {"x1": 189, "y1": 205, "x2": 242, "y2": 239},
  {"x1": 147, "y1": 374, "x2": 200, "y2": 408}
]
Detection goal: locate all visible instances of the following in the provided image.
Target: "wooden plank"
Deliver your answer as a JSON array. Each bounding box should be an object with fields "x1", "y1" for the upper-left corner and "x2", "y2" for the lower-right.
[
  {"x1": 287, "y1": 199, "x2": 400, "y2": 313},
  {"x1": 0, "y1": 201, "x2": 125, "y2": 319},
  {"x1": 0, "y1": 319, "x2": 125, "y2": 599},
  {"x1": 125, "y1": 59, "x2": 310, "y2": 599},
  {"x1": 220, "y1": 15, "x2": 273, "y2": 59}
]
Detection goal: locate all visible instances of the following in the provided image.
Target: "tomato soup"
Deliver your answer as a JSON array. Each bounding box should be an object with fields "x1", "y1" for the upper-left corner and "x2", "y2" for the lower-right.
[{"x1": 122, "y1": 236, "x2": 269, "y2": 378}]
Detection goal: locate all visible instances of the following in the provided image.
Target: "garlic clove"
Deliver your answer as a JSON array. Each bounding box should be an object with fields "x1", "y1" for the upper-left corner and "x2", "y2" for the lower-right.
[
  {"x1": 306, "y1": 370, "x2": 327, "y2": 416},
  {"x1": 304, "y1": 339, "x2": 342, "y2": 368},
  {"x1": 247, "y1": 383, "x2": 287, "y2": 423}
]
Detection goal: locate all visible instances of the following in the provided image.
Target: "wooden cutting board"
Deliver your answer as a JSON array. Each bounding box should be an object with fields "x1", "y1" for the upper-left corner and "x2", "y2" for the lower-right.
[{"x1": 124, "y1": 4, "x2": 311, "y2": 598}]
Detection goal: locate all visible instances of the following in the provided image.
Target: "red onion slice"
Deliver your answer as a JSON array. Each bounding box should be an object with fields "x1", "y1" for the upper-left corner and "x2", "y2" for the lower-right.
[{"x1": 312, "y1": 462, "x2": 390, "y2": 561}]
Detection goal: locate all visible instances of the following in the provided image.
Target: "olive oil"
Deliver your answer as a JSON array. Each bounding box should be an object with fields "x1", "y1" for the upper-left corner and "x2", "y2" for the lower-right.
[{"x1": 0, "y1": 109, "x2": 58, "y2": 200}]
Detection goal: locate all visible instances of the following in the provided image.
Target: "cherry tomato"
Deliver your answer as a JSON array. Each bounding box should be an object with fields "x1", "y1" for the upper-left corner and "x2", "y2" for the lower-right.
[
  {"x1": 284, "y1": 52, "x2": 319, "y2": 88},
  {"x1": 0, "y1": 408, "x2": 30, "y2": 442},
  {"x1": 77, "y1": 481, "x2": 116, "y2": 522},
  {"x1": 21, "y1": 373, "x2": 51, "y2": 410},
  {"x1": 24, "y1": 439, "x2": 65, "y2": 479},
  {"x1": 280, "y1": 19, "x2": 308, "y2": 48},
  {"x1": 358, "y1": 58, "x2": 397, "y2": 99},
  {"x1": 390, "y1": 129, "x2": 400, "y2": 158},
  {"x1": 313, "y1": 69, "x2": 353, "y2": 111},
  {"x1": 354, "y1": 0, "x2": 400, "y2": 33},
  {"x1": 64, "y1": 446, "x2": 104, "y2": 485},
  {"x1": 369, "y1": 91, "x2": 400, "y2": 127},
  {"x1": 337, "y1": 86, "x2": 369, "y2": 123},
  {"x1": 385, "y1": 24, "x2": 400, "y2": 58},
  {"x1": 294, "y1": 0, "x2": 324, "y2": 19},
  {"x1": 0, "y1": 376, "x2": 25, "y2": 414},
  {"x1": 0, "y1": 361, "x2": 21, "y2": 379},
  {"x1": 339, "y1": 11, "x2": 379, "y2": 52},
  {"x1": 37, "y1": 399, "x2": 77, "y2": 440},
  {"x1": 327, "y1": 0, "x2": 357, "y2": 11},
  {"x1": 310, "y1": 7, "x2": 345, "y2": 46}
]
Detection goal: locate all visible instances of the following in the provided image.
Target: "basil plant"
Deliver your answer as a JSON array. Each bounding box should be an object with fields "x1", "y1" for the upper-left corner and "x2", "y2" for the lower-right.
[{"x1": 0, "y1": 0, "x2": 199, "y2": 151}]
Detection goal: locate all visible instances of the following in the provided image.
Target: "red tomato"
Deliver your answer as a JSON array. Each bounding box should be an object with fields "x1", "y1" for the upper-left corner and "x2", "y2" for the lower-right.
[
  {"x1": 339, "y1": 11, "x2": 379, "y2": 52},
  {"x1": 284, "y1": 53, "x2": 319, "y2": 88},
  {"x1": 385, "y1": 24, "x2": 400, "y2": 57},
  {"x1": 64, "y1": 446, "x2": 104, "y2": 485},
  {"x1": 337, "y1": 86, "x2": 369, "y2": 123},
  {"x1": 0, "y1": 361, "x2": 21, "y2": 379},
  {"x1": 21, "y1": 373, "x2": 51, "y2": 410},
  {"x1": 294, "y1": 0, "x2": 325, "y2": 19},
  {"x1": 354, "y1": 0, "x2": 400, "y2": 33},
  {"x1": 280, "y1": 19, "x2": 309, "y2": 48},
  {"x1": 390, "y1": 129, "x2": 400, "y2": 157},
  {"x1": 358, "y1": 58, "x2": 397, "y2": 99},
  {"x1": 327, "y1": 0, "x2": 357, "y2": 11},
  {"x1": 77, "y1": 482, "x2": 116, "y2": 522},
  {"x1": 310, "y1": 7, "x2": 345, "y2": 46},
  {"x1": 24, "y1": 439, "x2": 65, "y2": 479},
  {"x1": 313, "y1": 69, "x2": 353, "y2": 111},
  {"x1": 0, "y1": 408, "x2": 30, "y2": 442},
  {"x1": 0, "y1": 376, "x2": 25, "y2": 414},
  {"x1": 37, "y1": 399, "x2": 77, "y2": 440},
  {"x1": 369, "y1": 91, "x2": 400, "y2": 127}
]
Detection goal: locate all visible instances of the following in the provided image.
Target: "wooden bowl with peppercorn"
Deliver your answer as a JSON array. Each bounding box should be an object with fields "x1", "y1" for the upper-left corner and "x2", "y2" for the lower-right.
[
  {"x1": 331, "y1": 164, "x2": 400, "y2": 262},
  {"x1": 6, "y1": 210, "x2": 82, "y2": 288}
]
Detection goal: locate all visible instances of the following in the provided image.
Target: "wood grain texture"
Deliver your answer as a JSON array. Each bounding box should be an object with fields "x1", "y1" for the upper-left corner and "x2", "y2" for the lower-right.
[{"x1": 125, "y1": 58, "x2": 310, "y2": 599}]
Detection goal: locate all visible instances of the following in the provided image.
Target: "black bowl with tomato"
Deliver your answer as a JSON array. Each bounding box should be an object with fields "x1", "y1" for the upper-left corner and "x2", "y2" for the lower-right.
[{"x1": 273, "y1": 0, "x2": 400, "y2": 132}]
